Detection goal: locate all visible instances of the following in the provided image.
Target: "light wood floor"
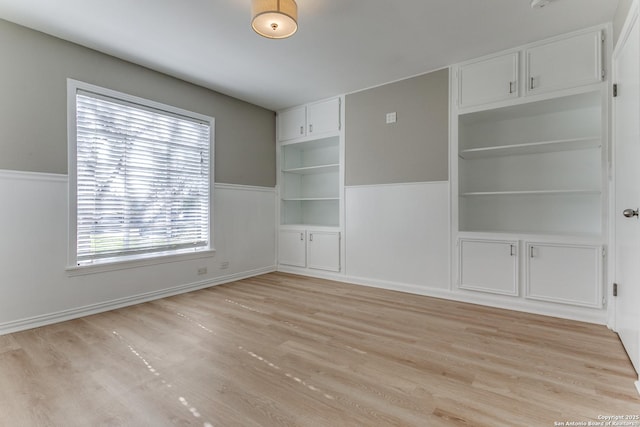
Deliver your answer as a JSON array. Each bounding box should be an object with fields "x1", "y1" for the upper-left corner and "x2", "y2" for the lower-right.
[{"x1": 0, "y1": 273, "x2": 638, "y2": 426}]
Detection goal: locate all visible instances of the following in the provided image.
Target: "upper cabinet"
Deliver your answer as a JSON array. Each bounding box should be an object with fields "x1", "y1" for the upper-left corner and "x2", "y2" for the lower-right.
[
  {"x1": 455, "y1": 27, "x2": 604, "y2": 112},
  {"x1": 458, "y1": 52, "x2": 519, "y2": 108},
  {"x1": 307, "y1": 98, "x2": 341, "y2": 137},
  {"x1": 279, "y1": 106, "x2": 307, "y2": 141},
  {"x1": 526, "y1": 30, "x2": 604, "y2": 96},
  {"x1": 278, "y1": 97, "x2": 341, "y2": 142}
]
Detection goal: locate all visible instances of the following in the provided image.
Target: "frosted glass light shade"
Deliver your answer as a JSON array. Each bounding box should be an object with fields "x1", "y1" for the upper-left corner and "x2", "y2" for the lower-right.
[{"x1": 252, "y1": 0, "x2": 298, "y2": 39}]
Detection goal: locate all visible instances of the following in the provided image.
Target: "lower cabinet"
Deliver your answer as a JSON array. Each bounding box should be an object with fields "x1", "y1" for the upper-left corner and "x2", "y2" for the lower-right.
[
  {"x1": 307, "y1": 231, "x2": 341, "y2": 272},
  {"x1": 278, "y1": 229, "x2": 340, "y2": 272},
  {"x1": 525, "y1": 242, "x2": 602, "y2": 308},
  {"x1": 459, "y1": 239, "x2": 519, "y2": 295},
  {"x1": 459, "y1": 238, "x2": 602, "y2": 308},
  {"x1": 278, "y1": 229, "x2": 307, "y2": 268}
]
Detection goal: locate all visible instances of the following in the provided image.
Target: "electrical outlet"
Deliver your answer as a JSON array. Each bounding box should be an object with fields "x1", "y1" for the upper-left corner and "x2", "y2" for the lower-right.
[
  {"x1": 220, "y1": 261, "x2": 229, "y2": 270},
  {"x1": 386, "y1": 112, "x2": 397, "y2": 124},
  {"x1": 197, "y1": 267, "x2": 207, "y2": 275}
]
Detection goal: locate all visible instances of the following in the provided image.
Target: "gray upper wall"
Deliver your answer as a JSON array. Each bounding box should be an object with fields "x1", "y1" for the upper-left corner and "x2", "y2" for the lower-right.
[
  {"x1": 345, "y1": 69, "x2": 449, "y2": 186},
  {"x1": 0, "y1": 19, "x2": 275, "y2": 187}
]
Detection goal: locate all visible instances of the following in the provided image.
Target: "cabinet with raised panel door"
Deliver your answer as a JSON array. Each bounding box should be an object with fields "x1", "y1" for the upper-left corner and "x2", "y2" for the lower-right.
[
  {"x1": 459, "y1": 239, "x2": 519, "y2": 296},
  {"x1": 278, "y1": 229, "x2": 340, "y2": 272},
  {"x1": 278, "y1": 229, "x2": 306, "y2": 268},
  {"x1": 525, "y1": 30, "x2": 603, "y2": 96},
  {"x1": 458, "y1": 238, "x2": 603, "y2": 308},
  {"x1": 456, "y1": 27, "x2": 603, "y2": 112},
  {"x1": 525, "y1": 242, "x2": 602, "y2": 308},
  {"x1": 458, "y1": 52, "x2": 519, "y2": 109},
  {"x1": 278, "y1": 97, "x2": 341, "y2": 141}
]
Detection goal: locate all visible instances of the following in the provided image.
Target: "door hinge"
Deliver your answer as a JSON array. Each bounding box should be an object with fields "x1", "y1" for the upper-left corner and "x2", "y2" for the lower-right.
[
  {"x1": 613, "y1": 83, "x2": 618, "y2": 97},
  {"x1": 613, "y1": 283, "x2": 618, "y2": 297},
  {"x1": 602, "y1": 247, "x2": 606, "y2": 257},
  {"x1": 602, "y1": 69, "x2": 606, "y2": 80}
]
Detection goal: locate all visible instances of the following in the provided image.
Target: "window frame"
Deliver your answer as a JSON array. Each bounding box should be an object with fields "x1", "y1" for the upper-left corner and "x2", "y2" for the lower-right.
[{"x1": 66, "y1": 79, "x2": 215, "y2": 275}]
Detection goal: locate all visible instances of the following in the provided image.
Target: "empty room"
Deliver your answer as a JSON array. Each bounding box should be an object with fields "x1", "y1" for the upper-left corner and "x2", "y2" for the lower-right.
[{"x1": 1, "y1": 0, "x2": 639, "y2": 425}]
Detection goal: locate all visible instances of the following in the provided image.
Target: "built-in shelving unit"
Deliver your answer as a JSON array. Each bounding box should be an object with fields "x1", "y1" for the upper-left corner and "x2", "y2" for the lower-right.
[
  {"x1": 457, "y1": 90, "x2": 604, "y2": 237},
  {"x1": 280, "y1": 135, "x2": 340, "y2": 227},
  {"x1": 277, "y1": 96, "x2": 344, "y2": 274},
  {"x1": 451, "y1": 25, "x2": 609, "y2": 314}
]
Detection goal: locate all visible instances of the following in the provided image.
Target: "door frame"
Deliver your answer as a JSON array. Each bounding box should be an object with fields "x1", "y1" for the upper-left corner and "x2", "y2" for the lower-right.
[
  {"x1": 609, "y1": 0, "x2": 639, "y2": 331},
  {"x1": 609, "y1": 0, "x2": 640, "y2": 394}
]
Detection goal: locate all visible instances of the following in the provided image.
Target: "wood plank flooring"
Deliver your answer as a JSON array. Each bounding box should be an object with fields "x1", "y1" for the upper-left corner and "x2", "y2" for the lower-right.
[{"x1": 0, "y1": 272, "x2": 638, "y2": 426}]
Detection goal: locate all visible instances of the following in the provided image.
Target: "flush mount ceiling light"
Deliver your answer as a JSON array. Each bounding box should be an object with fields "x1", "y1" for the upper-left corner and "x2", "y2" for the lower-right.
[{"x1": 251, "y1": 0, "x2": 298, "y2": 39}]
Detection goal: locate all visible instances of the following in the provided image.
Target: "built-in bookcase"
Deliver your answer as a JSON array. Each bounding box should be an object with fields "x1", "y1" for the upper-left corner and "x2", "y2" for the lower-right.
[
  {"x1": 280, "y1": 136, "x2": 340, "y2": 227},
  {"x1": 458, "y1": 90, "x2": 603, "y2": 237}
]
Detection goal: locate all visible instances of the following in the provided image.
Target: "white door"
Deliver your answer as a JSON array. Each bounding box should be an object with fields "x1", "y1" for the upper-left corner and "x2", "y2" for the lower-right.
[
  {"x1": 306, "y1": 98, "x2": 340, "y2": 136},
  {"x1": 525, "y1": 243, "x2": 601, "y2": 308},
  {"x1": 307, "y1": 231, "x2": 340, "y2": 272},
  {"x1": 526, "y1": 30, "x2": 602, "y2": 95},
  {"x1": 614, "y1": 9, "x2": 640, "y2": 375},
  {"x1": 458, "y1": 52, "x2": 519, "y2": 108},
  {"x1": 278, "y1": 229, "x2": 306, "y2": 268},
  {"x1": 459, "y1": 239, "x2": 518, "y2": 296},
  {"x1": 278, "y1": 106, "x2": 306, "y2": 141}
]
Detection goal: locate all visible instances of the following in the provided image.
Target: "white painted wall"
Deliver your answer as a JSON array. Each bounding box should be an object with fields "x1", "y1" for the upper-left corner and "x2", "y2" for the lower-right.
[
  {"x1": 0, "y1": 170, "x2": 276, "y2": 334},
  {"x1": 345, "y1": 182, "x2": 450, "y2": 291}
]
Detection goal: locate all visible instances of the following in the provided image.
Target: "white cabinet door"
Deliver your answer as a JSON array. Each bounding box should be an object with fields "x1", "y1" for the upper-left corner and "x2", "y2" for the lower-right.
[
  {"x1": 458, "y1": 53, "x2": 519, "y2": 108},
  {"x1": 307, "y1": 231, "x2": 340, "y2": 272},
  {"x1": 525, "y1": 243, "x2": 601, "y2": 307},
  {"x1": 278, "y1": 229, "x2": 306, "y2": 267},
  {"x1": 307, "y1": 98, "x2": 340, "y2": 137},
  {"x1": 279, "y1": 106, "x2": 307, "y2": 141},
  {"x1": 459, "y1": 239, "x2": 518, "y2": 295},
  {"x1": 526, "y1": 30, "x2": 602, "y2": 95}
]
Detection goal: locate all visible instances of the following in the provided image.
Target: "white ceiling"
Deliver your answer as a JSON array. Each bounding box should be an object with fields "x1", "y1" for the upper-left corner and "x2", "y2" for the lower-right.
[{"x1": 0, "y1": 0, "x2": 619, "y2": 111}]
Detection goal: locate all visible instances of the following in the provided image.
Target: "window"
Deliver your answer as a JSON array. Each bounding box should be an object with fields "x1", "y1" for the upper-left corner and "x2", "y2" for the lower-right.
[{"x1": 68, "y1": 80, "x2": 213, "y2": 268}]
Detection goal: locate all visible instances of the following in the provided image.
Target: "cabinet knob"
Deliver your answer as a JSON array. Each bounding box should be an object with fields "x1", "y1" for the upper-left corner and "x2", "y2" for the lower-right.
[
  {"x1": 300, "y1": 126, "x2": 304, "y2": 135},
  {"x1": 623, "y1": 208, "x2": 639, "y2": 218},
  {"x1": 530, "y1": 77, "x2": 535, "y2": 90},
  {"x1": 309, "y1": 233, "x2": 313, "y2": 242},
  {"x1": 309, "y1": 124, "x2": 313, "y2": 133},
  {"x1": 509, "y1": 81, "x2": 514, "y2": 94},
  {"x1": 510, "y1": 244, "x2": 516, "y2": 256}
]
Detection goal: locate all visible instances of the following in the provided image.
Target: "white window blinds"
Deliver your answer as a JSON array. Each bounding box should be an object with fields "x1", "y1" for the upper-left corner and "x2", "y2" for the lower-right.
[{"x1": 74, "y1": 89, "x2": 211, "y2": 265}]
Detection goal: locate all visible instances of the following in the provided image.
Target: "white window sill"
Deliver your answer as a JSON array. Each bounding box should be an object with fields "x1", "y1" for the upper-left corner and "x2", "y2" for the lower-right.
[{"x1": 66, "y1": 248, "x2": 216, "y2": 277}]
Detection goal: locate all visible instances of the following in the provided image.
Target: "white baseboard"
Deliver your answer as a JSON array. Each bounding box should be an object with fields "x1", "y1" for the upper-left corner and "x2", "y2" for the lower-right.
[
  {"x1": 278, "y1": 268, "x2": 607, "y2": 325},
  {"x1": 0, "y1": 266, "x2": 275, "y2": 335},
  {"x1": 346, "y1": 274, "x2": 607, "y2": 325}
]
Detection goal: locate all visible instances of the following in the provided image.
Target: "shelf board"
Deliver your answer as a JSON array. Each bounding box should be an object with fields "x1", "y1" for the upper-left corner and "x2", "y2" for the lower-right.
[
  {"x1": 280, "y1": 223, "x2": 340, "y2": 229},
  {"x1": 458, "y1": 229, "x2": 603, "y2": 241},
  {"x1": 459, "y1": 137, "x2": 600, "y2": 159},
  {"x1": 282, "y1": 164, "x2": 339, "y2": 175},
  {"x1": 461, "y1": 189, "x2": 601, "y2": 197},
  {"x1": 282, "y1": 197, "x2": 340, "y2": 201}
]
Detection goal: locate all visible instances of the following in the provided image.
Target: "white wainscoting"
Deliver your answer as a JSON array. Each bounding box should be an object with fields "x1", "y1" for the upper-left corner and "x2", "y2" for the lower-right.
[
  {"x1": 0, "y1": 170, "x2": 276, "y2": 334},
  {"x1": 345, "y1": 181, "x2": 451, "y2": 291}
]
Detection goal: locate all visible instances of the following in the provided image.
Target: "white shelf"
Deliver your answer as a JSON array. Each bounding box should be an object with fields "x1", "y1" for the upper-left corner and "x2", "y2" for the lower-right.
[
  {"x1": 459, "y1": 137, "x2": 600, "y2": 159},
  {"x1": 282, "y1": 164, "x2": 339, "y2": 175},
  {"x1": 461, "y1": 189, "x2": 600, "y2": 197},
  {"x1": 282, "y1": 197, "x2": 340, "y2": 201}
]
